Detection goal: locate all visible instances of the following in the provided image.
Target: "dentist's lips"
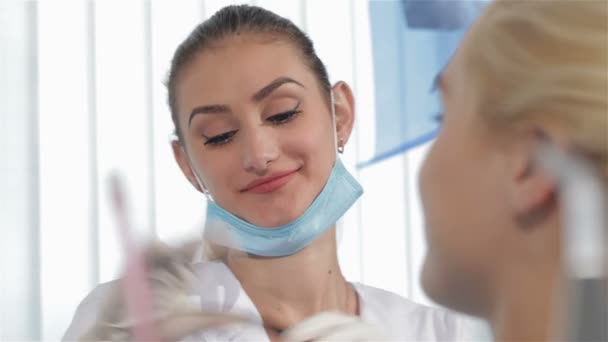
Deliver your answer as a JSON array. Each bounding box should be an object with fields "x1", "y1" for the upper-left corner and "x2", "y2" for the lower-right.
[{"x1": 241, "y1": 169, "x2": 300, "y2": 194}]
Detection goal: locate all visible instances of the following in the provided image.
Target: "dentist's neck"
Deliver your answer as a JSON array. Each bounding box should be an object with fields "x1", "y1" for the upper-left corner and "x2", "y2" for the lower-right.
[{"x1": 225, "y1": 226, "x2": 358, "y2": 330}]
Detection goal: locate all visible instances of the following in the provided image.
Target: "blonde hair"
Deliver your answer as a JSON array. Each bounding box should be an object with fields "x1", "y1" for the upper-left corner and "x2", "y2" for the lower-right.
[{"x1": 467, "y1": 0, "x2": 608, "y2": 179}]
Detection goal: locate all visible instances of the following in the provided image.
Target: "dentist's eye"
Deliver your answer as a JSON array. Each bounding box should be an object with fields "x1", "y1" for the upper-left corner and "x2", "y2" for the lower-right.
[
  {"x1": 204, "y1": 130, "x2": 237, "y2": 146},
  {"x1": 267, "y1": 102, "x2": 302, "y2": 125}
]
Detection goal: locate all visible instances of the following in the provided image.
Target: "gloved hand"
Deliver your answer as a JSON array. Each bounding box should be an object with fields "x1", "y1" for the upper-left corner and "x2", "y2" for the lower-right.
[{"x1": 79, "y1": 240, "x2": 244, "y2": 342}]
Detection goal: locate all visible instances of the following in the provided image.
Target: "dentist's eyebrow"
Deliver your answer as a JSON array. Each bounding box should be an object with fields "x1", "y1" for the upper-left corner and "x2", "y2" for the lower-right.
[
  {"x1": 188, "y1": 77, "x2": 304, "y2": 127},
  {"x1": 252, "y1": 76, "x2": 305, "y2": 103},
  {"x1": 188, "y1": 104, "x2": 231, "y2": 127}
]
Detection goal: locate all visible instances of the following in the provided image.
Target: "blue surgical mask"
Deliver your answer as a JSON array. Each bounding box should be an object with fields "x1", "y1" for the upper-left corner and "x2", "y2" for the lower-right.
[
  {"x1": 189, "y1": 92, "x2": 363, "y2": 256},
  {"x1": 203, "y1": 158, "x2": 362, "y2": 256}
]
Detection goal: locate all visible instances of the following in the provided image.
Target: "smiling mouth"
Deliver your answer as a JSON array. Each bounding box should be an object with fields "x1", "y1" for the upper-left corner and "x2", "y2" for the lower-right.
[{"x1": 241, "y1": 169, "x2": 300, "y2": 194}]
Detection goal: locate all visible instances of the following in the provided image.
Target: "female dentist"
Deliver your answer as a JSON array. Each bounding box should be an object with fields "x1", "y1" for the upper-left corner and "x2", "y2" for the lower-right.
[{"x1": 64, "y1": 4, "x2": 472, "y2": 341}]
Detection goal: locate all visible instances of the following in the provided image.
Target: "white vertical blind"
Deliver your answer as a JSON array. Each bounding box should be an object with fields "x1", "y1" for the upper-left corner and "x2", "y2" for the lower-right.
[
  {"x1": 1, "y1": 1, "x2": 435, "y2": 340},
  {"x1": 150, "y1": 0, "x2": 207, "y2": 243},
  {"x1": 93, "y1": 0, "x2": 153, "y2": 282},
  {"x1": 37, "y1": 1, "x2": 93, "y2": 338},
  {"x1": 1, "y1": 1, "x2": 41, "y2": 340}
]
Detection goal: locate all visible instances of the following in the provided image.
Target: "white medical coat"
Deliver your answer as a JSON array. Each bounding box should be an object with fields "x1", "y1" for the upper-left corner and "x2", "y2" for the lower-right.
[{"x1": 63, "y1": 260, "x2": 474, "y2": 341}]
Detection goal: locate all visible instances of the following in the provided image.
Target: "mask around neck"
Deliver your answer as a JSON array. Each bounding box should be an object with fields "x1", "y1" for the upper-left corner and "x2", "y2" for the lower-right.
[{"x1": 203, "y1": 158, "x2": 362, "y2": 256}]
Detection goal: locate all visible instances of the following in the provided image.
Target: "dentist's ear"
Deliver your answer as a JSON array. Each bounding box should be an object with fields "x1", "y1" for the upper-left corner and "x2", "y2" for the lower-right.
[
  {"x1": 171, "y1": 140, "x2": 205, "y2": 193},
  {"x1": 331, "y1": 81, "x2": 356, "y2": 147}
]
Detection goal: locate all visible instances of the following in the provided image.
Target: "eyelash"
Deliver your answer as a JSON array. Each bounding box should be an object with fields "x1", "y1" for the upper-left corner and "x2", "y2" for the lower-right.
[
  {"x1": 204, "y1": 130, "x2": 237, "y2": 146},
  {"x1": 432, "y1": 112, "x2": 444, "y2": 123},
  {"x1": 267, "y1": 107, "x2": 301, "y2": 125},
  {"x1": 203, "y1": 104, "x2": 302, "y2": 147}
]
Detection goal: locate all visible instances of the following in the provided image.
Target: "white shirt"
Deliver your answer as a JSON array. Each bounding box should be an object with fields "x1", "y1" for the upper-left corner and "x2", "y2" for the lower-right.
[{"x1": 63, "y1": 260, "x2": 475, "y2": 341}]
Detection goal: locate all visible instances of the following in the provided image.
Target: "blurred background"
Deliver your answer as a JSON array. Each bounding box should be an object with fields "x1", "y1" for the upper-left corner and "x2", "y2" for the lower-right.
[{"x1": 0, "y1": 0, "x2": 487, "y2": 340}]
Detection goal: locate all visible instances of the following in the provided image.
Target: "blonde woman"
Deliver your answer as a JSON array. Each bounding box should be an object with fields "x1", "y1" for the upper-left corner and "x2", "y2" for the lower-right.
[{"x1": 419, "y1": 0, "x2": 607, "y2": 341}]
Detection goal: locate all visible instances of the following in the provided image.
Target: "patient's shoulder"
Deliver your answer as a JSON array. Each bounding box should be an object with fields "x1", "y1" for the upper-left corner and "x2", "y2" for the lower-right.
[{"x1": 353, "y1": 283, "x2": 479, "y2": 341}]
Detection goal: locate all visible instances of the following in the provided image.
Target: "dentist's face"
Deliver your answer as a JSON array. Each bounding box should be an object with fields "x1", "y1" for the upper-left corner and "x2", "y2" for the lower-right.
[{"x1": 172, "y1": 34, "x2": 354, "y2": 227}]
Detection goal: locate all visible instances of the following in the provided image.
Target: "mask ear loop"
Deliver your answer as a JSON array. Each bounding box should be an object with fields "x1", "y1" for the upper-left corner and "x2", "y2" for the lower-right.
[
  {"x1": 329, "y1": 90, "x2": 346, "y2": 245},
  {"x1": 330, "y1": 91, "x2": 343, "y2": 157},
  {"x1": 181, "y1": 145, "x2": 213, "y2": 202},
  {"x1": 192, "y1": 165, "x2": 212, "y2": 201}
]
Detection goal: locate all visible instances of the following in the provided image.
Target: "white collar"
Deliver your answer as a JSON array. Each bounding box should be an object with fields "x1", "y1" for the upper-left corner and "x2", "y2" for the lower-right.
[
  {"x1": 188, "y1": 260, "x2": 374, "y2": 340},
  {"x1": 190, "y1": 260, "x2": 269, "y2": 340}
]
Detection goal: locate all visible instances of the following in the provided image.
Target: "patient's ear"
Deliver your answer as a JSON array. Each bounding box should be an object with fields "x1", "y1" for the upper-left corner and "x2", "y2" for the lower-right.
[
  {"x1": 171, "y1": 140, "x2": 204, "y2": 193},
  {"x1": 507, "y1": 131, "x2": 558, "y2": 226}
]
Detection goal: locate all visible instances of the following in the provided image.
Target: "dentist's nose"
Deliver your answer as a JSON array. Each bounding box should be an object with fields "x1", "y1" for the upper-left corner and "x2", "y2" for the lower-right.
[{"x1": 241, "y1": 128, "x2": 279, "y2": 175}]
